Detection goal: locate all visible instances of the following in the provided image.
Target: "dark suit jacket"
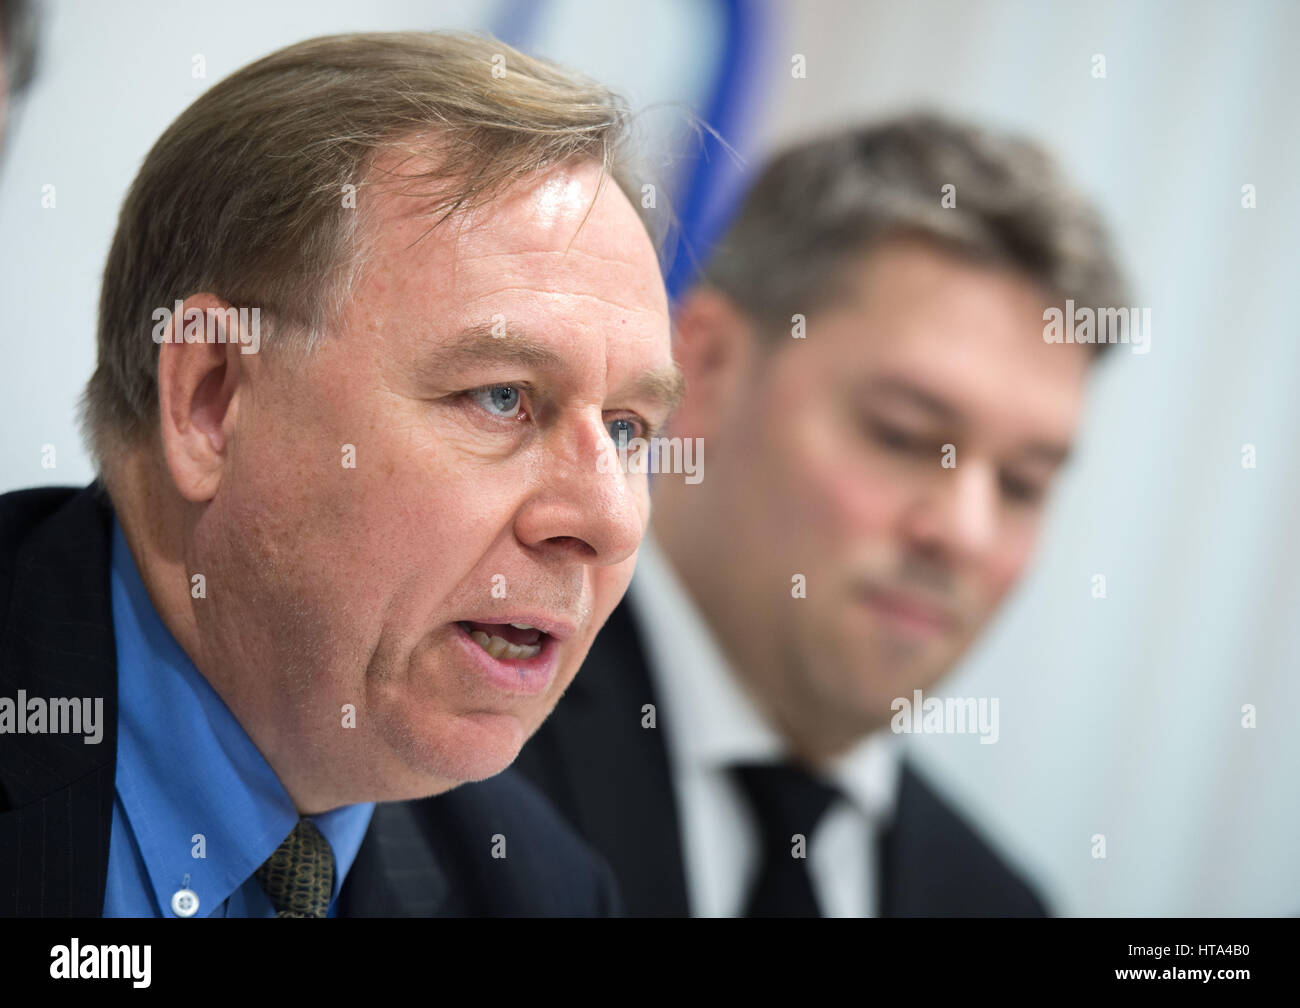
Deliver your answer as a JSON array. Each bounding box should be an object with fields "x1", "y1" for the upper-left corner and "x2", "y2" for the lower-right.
[
  {"x1": 515, "y1": 596, "x2": 1050, "y2": 916},
  {"x1": 0, "y1": 484, "x2": 618, "y2": 917}
]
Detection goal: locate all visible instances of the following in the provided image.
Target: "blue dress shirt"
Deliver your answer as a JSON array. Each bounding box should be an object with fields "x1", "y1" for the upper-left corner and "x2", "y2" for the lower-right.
[{"x1": 102, "y1": 520, "x2": 374, "y2": 917}]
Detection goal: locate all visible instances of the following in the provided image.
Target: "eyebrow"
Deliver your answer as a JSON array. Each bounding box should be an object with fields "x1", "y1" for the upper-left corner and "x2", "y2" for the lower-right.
[
  {"x1": 423, "y1": 323, "x2": 567, "y2": 374},
  {"x1": 426, "y1": 323, "x2": 686, "y2": 416},
  {"x1": 630, "y1": 364, "x2": 687, "y2": 416},
  {"x1": 864, "y1": 375, "x2": 1072, "y2": 466},
  {"x1": 865, "y1": 376, "x2": 961, "y2": 422}
]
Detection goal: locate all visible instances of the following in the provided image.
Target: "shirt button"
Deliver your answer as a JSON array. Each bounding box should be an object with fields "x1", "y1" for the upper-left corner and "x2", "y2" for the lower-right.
[{"x1": 171, "y1": 888, "x2": 200, "y2": 917}]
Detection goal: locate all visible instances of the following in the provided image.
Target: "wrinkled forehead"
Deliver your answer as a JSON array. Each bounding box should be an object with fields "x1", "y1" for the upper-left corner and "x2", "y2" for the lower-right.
[
  {"x1": 355, "y1": 155, "x2": 664, "y2": 319},
  {"x1": 334, "y1": 156, "x2": 672, "y2": 402}
]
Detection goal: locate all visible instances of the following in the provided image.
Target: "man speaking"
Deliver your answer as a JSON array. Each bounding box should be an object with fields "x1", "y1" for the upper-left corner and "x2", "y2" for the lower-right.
[
  {"x1": 0, "y1": 31, "x2": 679, "y2": 917},
  {"x1": 516, "y1": 113, "x2": 1130, "y2": 916}
]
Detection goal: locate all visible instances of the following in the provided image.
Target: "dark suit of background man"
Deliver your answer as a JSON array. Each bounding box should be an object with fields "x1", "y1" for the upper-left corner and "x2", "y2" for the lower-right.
[
  {"x1": 0, "y1": 30, "x2": 684, "y2": 916},
  {"x1": 517, "y1": 113, "x2": 1131, "y2": 916}
]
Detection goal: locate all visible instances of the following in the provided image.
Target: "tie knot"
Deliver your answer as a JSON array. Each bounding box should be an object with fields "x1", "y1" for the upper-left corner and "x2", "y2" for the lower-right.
[
  {"x1": 730, "y1": 761, "x2": 841, "y2": 846},
  {"x1": 254, "y1": 818, "x2": 336, "y2": 918}
]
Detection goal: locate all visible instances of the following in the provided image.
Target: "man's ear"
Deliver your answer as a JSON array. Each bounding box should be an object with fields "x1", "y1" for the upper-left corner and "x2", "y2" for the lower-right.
[
  {"x1": 669, "y1": 286, "x2": 758, "y2": 442},
  {"x1": 157, "y1": 293, "x2": 249, "y2": 503}
]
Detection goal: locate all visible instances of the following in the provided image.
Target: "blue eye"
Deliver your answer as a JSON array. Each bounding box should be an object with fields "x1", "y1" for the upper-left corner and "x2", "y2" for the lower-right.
[
  {"x1": 470, "y1": 385, "x2": 524, "y2": 419},
  {"x1": 607, "y1": 417, "x2": 641, "y2": 444}
]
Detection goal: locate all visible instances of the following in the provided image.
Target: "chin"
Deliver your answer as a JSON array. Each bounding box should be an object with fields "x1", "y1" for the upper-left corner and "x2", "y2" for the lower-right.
[
  {"x1": 400, "y1": 708, "x2": 534, "y2": 788},
  {"x1": 810, "y1": 652, "x2": 935, "y2": 736}
]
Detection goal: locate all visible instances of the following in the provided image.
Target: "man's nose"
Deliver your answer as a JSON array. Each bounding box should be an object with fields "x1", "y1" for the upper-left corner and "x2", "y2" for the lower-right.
[
  {"x1": 513, "y1": 412, "x2": 645, "y2": 566},
  {"x1": 900, "y1": 456, "x2": 1000, "y2": 564}
]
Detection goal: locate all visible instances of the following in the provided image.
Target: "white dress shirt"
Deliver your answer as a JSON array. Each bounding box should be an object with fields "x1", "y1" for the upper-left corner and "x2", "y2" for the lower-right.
[{"x1": 625, "y1": 531, "x2": 902, "y2": 917}]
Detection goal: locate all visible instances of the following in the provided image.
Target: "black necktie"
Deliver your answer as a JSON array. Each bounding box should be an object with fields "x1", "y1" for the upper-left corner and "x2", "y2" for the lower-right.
[
  {"x1": 730, "y1": 762, "x2": 841, "y2": 917},
  {"x1": 254, "y1": 818, "x2": 336, "y2": 918}
]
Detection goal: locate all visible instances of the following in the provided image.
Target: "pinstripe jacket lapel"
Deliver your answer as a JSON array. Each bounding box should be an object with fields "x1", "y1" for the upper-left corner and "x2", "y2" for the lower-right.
[{"x1": 0, "y1": 485, "x2": 118, "y2": 916}]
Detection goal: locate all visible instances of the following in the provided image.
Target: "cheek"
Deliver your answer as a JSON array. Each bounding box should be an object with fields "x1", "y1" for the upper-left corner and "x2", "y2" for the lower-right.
[
  {"x1": 349, "y1": 460, "x2": 529, "y2": 627},
  {"x1": 584, "y1": 559, "x2": 635, "y2": 641},
  {"x1": 981, "y1": 523, "x2": 1039, "y2": 605},
  {"x1": 545, "y1": 558, "x2": 635, "y2": 704},
  {"x1": 782, "y1": 399, "x2": 904, "y2": 548},
  {"x1": 821, "y1": 455, "x2": 906, "y2": 544},
  {"x1": 594, "y1": 554, "x2": 637, "y2": 608},
  {"x1": 253, "y1": 380, "x2": 520, "y2": 614}
]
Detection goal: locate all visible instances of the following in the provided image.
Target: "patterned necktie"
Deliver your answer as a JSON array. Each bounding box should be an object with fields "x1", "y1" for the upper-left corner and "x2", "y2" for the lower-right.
[
  {"x1": 254, "y1": 818, "x2": 336, "y2": 918},
  {"x1": 731, "y1": 762, "x2": 841, "y2": 917}
]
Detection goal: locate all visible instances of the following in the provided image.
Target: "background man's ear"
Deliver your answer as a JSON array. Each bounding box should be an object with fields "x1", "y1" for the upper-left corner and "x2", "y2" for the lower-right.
[
  {"x1": 669, "y1": 286, "x2": 758, "y2": 442},
  {"x1": 156, "y1": 293, "x2": 248, "y2": 503}
]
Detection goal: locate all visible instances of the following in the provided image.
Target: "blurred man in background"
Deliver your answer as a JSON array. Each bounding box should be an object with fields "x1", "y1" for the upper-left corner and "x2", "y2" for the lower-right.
[{"x1": 517, "y1": 112, "x2": 1129, "y2": 916}]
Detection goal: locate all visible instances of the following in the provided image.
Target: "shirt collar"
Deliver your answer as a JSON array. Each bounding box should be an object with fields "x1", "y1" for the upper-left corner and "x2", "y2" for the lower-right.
[
  {"x1": 110, "y1": 519, "x2": 373, "y2": 916},
  {"x1": 626, "y1": 529, "x2": 901, "y2": 823}
]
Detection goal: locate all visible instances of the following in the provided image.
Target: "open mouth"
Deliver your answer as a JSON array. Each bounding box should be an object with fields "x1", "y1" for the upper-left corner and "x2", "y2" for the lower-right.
[{"x1": 456, "y1": 620, "x2": 549, "y2": 661}]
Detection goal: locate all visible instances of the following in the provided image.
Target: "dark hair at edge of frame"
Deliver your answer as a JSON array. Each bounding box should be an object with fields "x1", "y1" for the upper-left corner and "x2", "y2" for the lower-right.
[{"x1": 1, "y1": 0, "x2": 38, "y2": 96}]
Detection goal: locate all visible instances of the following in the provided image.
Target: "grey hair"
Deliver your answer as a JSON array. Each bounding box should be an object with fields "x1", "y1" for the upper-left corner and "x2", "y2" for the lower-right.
[{"x1": 702, "y1": 111, "x2": 1129, "y2": 353}]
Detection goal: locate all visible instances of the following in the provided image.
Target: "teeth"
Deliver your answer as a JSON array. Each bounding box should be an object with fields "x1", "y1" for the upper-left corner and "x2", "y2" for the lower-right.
[
  {"x1": 468, "y1": 629, "x2": 541, "y2": 660},
  {"x1": 509, "y1": 622, "x2": 535, "y2": 630}
]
